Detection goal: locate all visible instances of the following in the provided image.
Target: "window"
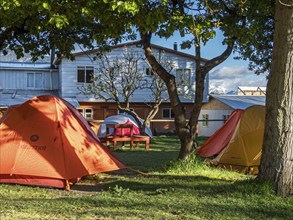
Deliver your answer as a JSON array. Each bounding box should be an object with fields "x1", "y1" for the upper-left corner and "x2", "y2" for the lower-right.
[
  {"x1": 118, "y1": 108, "x2": 134, "y2": 114},
  {"x1": 223, "y1": 114, "x2": 230, "y2": 124},
  {"x1": 77, "y1": 66, "x2": 94, "y2": 83},
  {"x1": 202, "y1": 114, "x2": 209, "y2": 127},
  {"x1": 145, "y1": 68, "x2": 154, "y2": 76},
  {"x1": 162, "y1": 108, "x2": 174, "y2": 119},
  {"x1": 27, "y1": 72, "x2": 43, "y2": 88},
  {"x1": 77, "y1": 108, "x2": 93, "y2": 119},
  {"x1": 176, "y1": 68, "x2": 191, "y2": 85}
]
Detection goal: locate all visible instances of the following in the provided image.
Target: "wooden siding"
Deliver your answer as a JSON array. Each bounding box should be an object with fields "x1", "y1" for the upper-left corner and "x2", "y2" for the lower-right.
[
  {"x1": 201, "y1": 98, "x2": 234, "y2": 110},
  {"x1": 59, "y1": 45, "x2": 209, "y2": 102},
  {"x1": 78, "y1": 101, "x2": 194, "y2": 135}
]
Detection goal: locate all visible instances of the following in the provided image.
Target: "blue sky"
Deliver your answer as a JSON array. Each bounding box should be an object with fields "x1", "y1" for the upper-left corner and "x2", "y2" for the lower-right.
[{"x1": 152, "y1": 31, "x2": 268, "y2": 93}]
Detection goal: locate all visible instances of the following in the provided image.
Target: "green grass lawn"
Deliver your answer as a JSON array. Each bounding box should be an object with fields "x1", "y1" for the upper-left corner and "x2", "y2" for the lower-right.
[{"x1": 0, "y1": 136, "x2": 292, "y2": 219}]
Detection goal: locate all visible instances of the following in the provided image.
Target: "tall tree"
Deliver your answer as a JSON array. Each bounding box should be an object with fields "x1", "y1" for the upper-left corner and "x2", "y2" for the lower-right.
[
  {"x1": 136, "y1": 1, "x2": 250, "y2": 159},
  {"x1": 258, "y1": 0, "x2": 293, "y2": 197},
  {"x1": 0, "y1": 1, "x2": 276, "y2": 161}
]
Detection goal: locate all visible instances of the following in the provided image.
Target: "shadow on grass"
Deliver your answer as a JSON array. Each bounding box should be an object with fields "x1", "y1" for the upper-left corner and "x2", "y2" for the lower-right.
[
  {"x1": 98, "y1": 174, "x2": 270, "y2": 196},
  {"x1": 75, "y1": 173, "x2": 269, "y2": 197},
  {"x1": 112, "y1": 151, "x2": 179, "y2": 172},
  {"x1": 13, "y1": 175, "x2": 292, "y2": 220},
  {"x1": 111, "y1": 136, "x2": 208, "y2": 173}
]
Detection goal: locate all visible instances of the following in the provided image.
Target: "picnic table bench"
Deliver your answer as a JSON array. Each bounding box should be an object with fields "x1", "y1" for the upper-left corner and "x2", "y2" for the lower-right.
[{"x1": 99, "y1": 124, "x2": 150, "y2": 151}]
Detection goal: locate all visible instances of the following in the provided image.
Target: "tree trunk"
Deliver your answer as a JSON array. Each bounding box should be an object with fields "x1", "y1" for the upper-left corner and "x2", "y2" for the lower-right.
[
  {"x1": 140, "y1": 31, "x2": 234, "y2": 160},
  {"x1": 258, "y1": 0, "x2": 293, "y2": 197},
  {"x1": 140, "y1": 32, "x2": 194, "y2": 160}
]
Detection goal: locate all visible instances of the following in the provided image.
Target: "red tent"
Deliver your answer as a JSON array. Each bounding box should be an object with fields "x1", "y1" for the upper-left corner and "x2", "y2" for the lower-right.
[
  {"x1": 197, "y1": 109, "x2": 244, "y2": 157},
  {"x1": 0, "y1": 95, "x2": 125, "y2": 189}
]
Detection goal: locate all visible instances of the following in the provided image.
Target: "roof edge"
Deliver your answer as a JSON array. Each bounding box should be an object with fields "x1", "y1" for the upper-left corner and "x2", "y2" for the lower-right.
[{"x1": 55, "y1": 41, "x2": 208, "y2": 65}]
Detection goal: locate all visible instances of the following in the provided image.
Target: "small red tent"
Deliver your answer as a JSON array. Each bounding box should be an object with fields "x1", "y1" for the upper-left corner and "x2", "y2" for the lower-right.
[{"x1": 0, "y1": 95, "x2": 125, "y2": 189}]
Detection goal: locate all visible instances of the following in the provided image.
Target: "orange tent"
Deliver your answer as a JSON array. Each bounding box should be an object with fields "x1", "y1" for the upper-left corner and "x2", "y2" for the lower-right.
[{"x1": 0, "y1": 95, "x2": 125, "y2": 189}]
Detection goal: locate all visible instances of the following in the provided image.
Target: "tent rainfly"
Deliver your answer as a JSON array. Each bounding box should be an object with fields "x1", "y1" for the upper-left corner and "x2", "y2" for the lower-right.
[
  {"x1": 197, "y1": 105, "x2": 265, "y2": 174},
  {"x1": 0, "y1": 95, "x2": 125, "y2": 190}
]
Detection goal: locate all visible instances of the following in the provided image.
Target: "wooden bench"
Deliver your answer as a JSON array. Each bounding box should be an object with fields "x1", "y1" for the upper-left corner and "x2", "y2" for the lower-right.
[
  {"x1": 132, "y1": 135, "x2": 150, "y2": 151},
  {"x1": 99, "y1": 124, "x2": 150, "y2": 151},
  {"x1": 100, "y1": 124, "x2": 134, "y2": 150}
]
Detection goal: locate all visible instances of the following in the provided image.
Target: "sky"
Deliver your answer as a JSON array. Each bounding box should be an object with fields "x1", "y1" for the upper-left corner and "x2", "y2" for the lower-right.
[{"x1": 151, "y1": 31, "x2": 268, "y2": 93}]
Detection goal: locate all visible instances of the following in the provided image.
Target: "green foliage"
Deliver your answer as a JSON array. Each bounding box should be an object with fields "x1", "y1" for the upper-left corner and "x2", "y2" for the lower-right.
[
  {"x1": 1, "y1": 0, "x2": 274, "y2": 74},
  {"x1": 155, "y1": 187, "x2": 175, "y2": 194},
  {"x1": 48, "y1": 15, "x2": 69, "y2": 29},
  {"x1": 109, "y1": 185, "x2": 130, "y2": 196},
  {"x1": 1, "y1": 136, "x2": 292, "y2": 220},
  {"x1": 0, "y1": 0, "x2": 131, "y2": 59}
]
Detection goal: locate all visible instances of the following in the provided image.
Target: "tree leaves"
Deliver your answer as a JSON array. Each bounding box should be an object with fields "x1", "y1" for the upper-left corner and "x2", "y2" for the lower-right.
[
  {"x1": 0, "y1": 0, "x2": 274, "y2": 74},
  {"x1": 42, "y1": 2, "x2": 50, "y2": 10},
  {"x1": 48, "y1": 15, "x2": 69, "y2": 29}
]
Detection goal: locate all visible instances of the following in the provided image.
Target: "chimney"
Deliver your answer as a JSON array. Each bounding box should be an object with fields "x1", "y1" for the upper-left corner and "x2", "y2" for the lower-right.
[{"x1": 173, "y1": 42, "x2": 178, "y2": 51}]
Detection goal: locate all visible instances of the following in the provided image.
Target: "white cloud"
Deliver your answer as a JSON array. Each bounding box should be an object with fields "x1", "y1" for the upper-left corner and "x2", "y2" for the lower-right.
[
  {"x1": 209, "y1": 66, "x2": 268, "y2": 92},
  {"x1": 209, "y1": 66, "x2": 249, "y2": 80}
]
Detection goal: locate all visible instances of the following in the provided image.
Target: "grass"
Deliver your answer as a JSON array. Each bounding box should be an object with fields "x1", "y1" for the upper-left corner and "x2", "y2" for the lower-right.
[{"x1": 0, "y1": 136, "x2": 292, "y2": 219}]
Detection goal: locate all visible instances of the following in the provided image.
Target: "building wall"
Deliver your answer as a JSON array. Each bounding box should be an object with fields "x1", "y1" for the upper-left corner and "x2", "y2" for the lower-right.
[
  {"x1": 198, "y1": 109, "x2": 234, "y2": 137},
  {"x1": 198, "y1": 98, "x2": 234, "y2": 137},
  {"x1": 79, "y1": 100, "x2": 231, "y2": 137},
  {"x1": 58, "y1": 44, "x2": 209, "y2": 103},
  {"x1": 201, "y1": 98, "x2": 233, "y2": 110},
  {"x1": 78, "y1": 101, "x2": 194, "y2": 135},
  {"x1": 0, "y1": 68, "x2": 58, "y2": 90}
]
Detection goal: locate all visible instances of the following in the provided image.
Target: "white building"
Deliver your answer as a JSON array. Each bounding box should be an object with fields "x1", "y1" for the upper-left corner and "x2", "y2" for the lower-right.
[
  {"x1": 237, "y1": 86, "x2": 266, "y2": 95},
  {"x1": 0, "y1": 58, "x2": 59, "y2": 113},
  {"x1": 198, "y1": 95, "x2": 266, "y2": 137},
  {"x1": 55, "y1": 41, "x2": 209, "y2": 105},
  {"x1": 0, "y1": 41, "x2": 209, "y2": 134}
]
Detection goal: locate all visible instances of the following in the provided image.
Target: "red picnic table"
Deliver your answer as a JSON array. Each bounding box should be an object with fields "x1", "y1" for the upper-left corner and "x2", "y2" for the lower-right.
[{"x1": 99, "y1": 124, "x2": 150, "y2": 151}]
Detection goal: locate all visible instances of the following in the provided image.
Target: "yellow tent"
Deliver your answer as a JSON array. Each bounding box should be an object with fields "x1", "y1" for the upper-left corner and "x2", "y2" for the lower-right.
[{"x1": 210, "y1": 105, "x2": 265, "y2": 174}]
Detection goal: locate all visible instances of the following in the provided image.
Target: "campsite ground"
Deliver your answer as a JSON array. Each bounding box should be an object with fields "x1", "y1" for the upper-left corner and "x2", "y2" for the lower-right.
[{"x1": 0, "y1": 136, "x2": 292, "y2": 219}]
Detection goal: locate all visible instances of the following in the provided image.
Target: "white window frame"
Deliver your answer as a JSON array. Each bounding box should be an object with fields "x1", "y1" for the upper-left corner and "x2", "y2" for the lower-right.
[
  {"x1": 77, "y1": 66, "x2": 94, "y2": 83},
  {"x1": 27, "y1": 72, "x2": 43, "y2": 89},
  {"x1": 176, "y1": 68, "x2": 191, "y2": 85},
  {"x1": 162, "y1": 108, "x2": 174, "y2": 119},
  {"x1": 77, "y1": 108, "x2": 93, "y2": 119}
]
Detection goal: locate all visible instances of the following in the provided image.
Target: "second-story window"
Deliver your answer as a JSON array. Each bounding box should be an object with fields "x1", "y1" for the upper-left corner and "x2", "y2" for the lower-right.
[
  {"x1": 176, "y1": 68, "x2": 191, "y2": 85},
  {"x1": 27, "y1": 72, "x2": 43, "y2": 88},
  {"x1": 162, "y1": 108, "x2": 174, "y2": 119},
  {"x1": 77, "y1": 66, "x2": 94, "y2": 83}
]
